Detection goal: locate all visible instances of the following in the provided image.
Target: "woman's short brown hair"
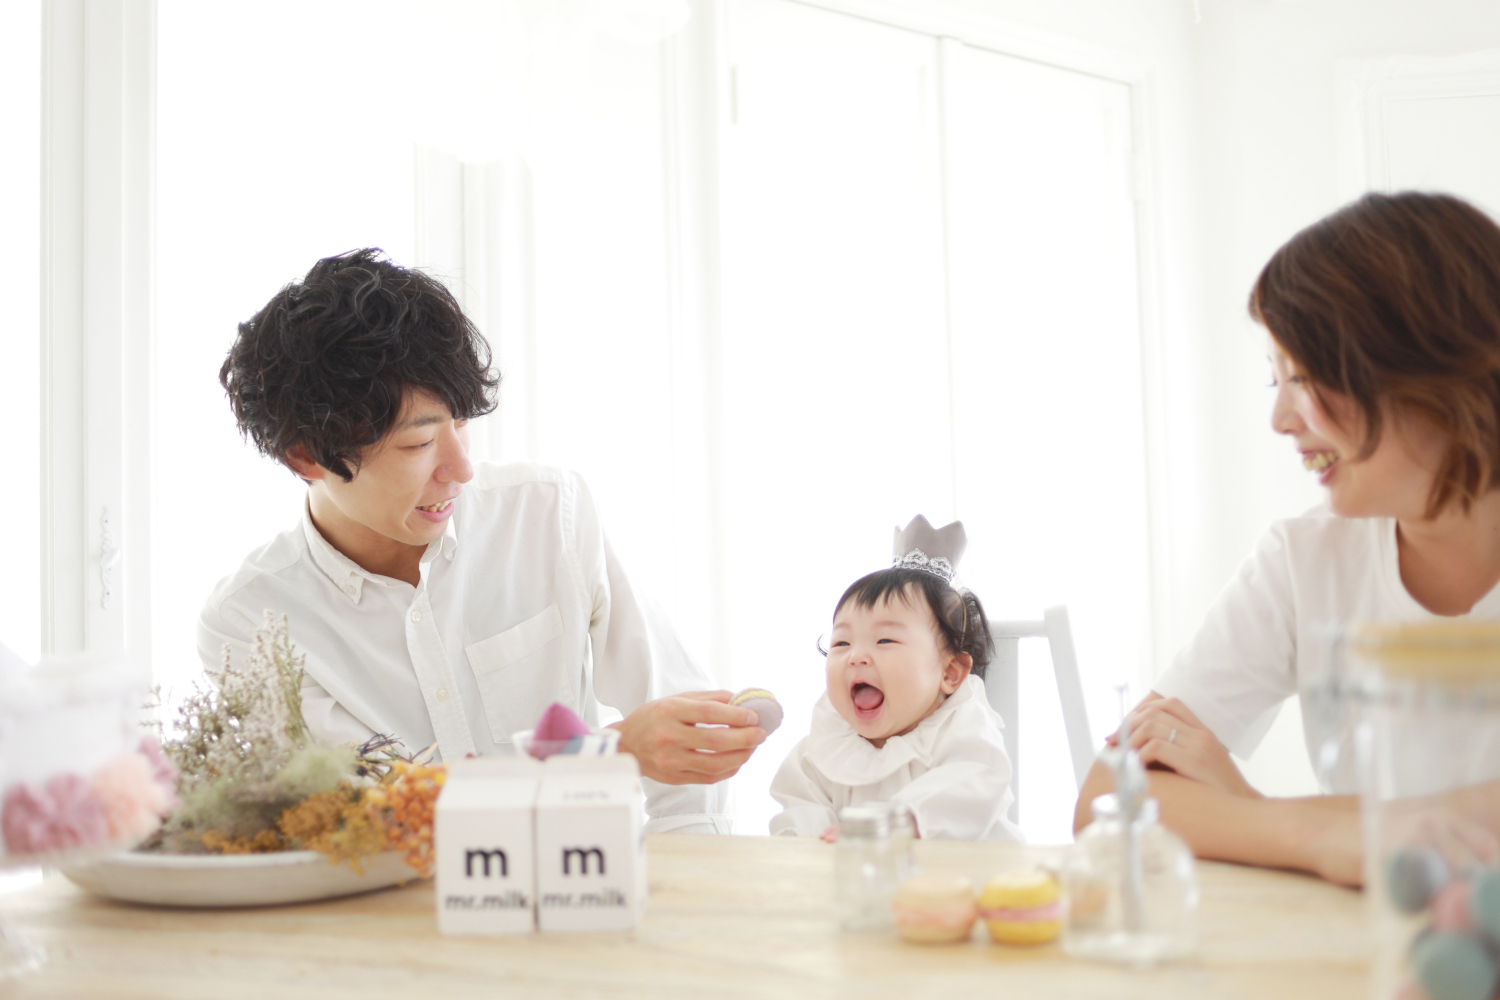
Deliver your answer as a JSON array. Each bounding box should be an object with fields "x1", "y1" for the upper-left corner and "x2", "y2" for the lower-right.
[{"x1": 1250, "y1": 191, "x2": 1500, "y2": 517}]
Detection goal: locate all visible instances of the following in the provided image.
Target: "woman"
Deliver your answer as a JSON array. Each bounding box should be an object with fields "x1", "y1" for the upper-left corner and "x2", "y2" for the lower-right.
[{"x1": 1074, "y1": 191, "x2": 1500, "y2": 886}]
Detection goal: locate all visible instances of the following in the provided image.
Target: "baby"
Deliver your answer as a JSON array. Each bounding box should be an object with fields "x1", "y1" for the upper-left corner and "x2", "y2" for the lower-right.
[{"x1": 769, "y1": 516, "x2": 1022, "y2": 841}]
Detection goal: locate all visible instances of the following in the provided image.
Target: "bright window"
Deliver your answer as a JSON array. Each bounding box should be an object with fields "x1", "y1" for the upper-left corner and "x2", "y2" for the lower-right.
[
  {"x1": 153, "y1": 1, "x2": 417, "y2": 702},
  {"x1": 0, "y1": 4, "x2": 43, "y2": 664},
  {"x1": 149, "y1": 0, "x2": 1153, "y2": 844},
  {"x1": 720, "y1": 0, "x2": 1150, "y2": 841}
]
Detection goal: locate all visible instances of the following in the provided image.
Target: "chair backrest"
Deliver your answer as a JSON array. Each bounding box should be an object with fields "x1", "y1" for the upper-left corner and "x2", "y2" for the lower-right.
[{"x1": 983, "y1": 605, "x2": 1094, "y2": 824}]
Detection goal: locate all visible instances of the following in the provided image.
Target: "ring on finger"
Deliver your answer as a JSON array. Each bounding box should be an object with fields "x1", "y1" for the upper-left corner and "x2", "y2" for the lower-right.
[{"x1": 1167, "y1": 728, "x2": 1178, "y2": 745}]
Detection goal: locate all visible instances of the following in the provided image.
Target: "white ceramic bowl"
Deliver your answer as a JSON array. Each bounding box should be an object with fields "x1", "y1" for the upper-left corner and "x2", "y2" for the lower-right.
[{"x1": 59, "y1": 849, "x2": 414, "y2": 908}]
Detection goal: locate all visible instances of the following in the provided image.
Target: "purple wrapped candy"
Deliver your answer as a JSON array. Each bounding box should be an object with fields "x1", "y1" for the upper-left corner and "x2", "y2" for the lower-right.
[
  {"x1": 534, "y1": 702, "x2": 591, "y2": 742},
  {"x1": 730, "y1": 688, "x2": 783, "y2": 736},
  {"x1": 527, "y1": 702, "x2": 594, "y2": 760}
]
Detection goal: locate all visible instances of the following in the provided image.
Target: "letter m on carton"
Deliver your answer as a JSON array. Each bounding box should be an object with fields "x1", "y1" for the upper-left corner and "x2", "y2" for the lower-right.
[
  {"x1": 535, "y1": 755, "x2": 647, "y2": 931},
  {"x1": 435, "y1": 757, "x2": 540, "y2": 935},
  {"x1": 466, "y1": 848, "x2": 508, "y2": 878}
]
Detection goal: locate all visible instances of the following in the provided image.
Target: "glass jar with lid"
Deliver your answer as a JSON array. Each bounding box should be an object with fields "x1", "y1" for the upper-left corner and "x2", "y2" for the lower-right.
[
  {"x1": 835, "y1": 802, "x2": 917, "y2": 931},
  {"x1": 1350, "y1": 621, "x2": 1500, "y2": 1000}
]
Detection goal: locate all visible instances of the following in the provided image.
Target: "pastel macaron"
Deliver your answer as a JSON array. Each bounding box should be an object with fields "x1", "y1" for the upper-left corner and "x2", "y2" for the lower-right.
[
  {"x1": 730, "y1": 688, "x2": 783, "y2": 736},
  {"x1": 892, "y1": 876, "x2": 979, "y2": 944},
  {"x1": 978, "y1": 871, "x2": 1062, "y2": 945}
]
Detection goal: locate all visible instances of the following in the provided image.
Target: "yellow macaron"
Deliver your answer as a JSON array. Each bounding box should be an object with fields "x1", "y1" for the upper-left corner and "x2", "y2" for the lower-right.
[{"x1": 977, "y1": 870, "x2": 1061, "y2": 945}]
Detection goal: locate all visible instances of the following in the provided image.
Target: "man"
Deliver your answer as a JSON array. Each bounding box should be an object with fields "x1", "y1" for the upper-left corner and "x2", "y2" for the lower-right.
[{"x1": 199, "y1": 248, "x2": 762, "y2": 832}]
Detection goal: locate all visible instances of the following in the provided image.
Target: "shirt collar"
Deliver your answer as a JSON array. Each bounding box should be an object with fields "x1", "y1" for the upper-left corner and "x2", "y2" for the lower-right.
[
  {"x1": 301, "y1": 502, "x2": 370, "y2": 603},
  {"x1": 802, "y1": 676, "x2": 985, "y2": 785},
  {"x1": 300, "y1": 501, "x2": 459, "y2": 604}
]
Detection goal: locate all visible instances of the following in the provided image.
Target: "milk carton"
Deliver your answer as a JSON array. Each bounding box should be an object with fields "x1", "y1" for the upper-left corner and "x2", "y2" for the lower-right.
[
  {"x1": 534, "y1": 754, "x2": 647, "y2": 931},
  {"x1": 434, "y1": 756, "x2": 540, "y2": 934}
]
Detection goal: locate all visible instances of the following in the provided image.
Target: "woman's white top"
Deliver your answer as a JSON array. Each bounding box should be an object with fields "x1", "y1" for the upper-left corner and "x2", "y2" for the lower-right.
[
  {"x1": 768, "y1": 675, "x2": 1024, "y2": 841},
  {"x1": 1152, "y1": 503, "x2": 1500, "y2": 794},
  {"x1": 198, "y1": 462, "x2": 728, "y2": 833}
]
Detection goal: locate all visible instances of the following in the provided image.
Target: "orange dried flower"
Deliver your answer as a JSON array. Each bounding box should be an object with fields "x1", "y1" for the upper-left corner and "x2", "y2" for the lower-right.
[
  {"x1": 201, "y1": 827, "x2": 285, "y2": 854},
  {"x1": 369, "y1": 761, "x2": 446, "y2": 877},
  {"x1": 276, "y1": 788, "x2": 388, "y2": 874}
]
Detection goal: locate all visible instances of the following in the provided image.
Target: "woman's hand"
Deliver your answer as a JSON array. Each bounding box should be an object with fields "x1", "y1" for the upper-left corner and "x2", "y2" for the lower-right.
[
  {"x1": 1297, "y1": 798, "x2": 1364, "y2": 887},
  {"x1": 1111, "y1": 694, "x2": 1261, "y2": 799},
  {"x1": 609, "y1": 691, "x2": 765, "y2": 785}
]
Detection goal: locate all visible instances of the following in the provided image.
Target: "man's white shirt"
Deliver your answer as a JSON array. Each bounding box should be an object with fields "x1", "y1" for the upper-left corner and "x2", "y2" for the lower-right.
[{"x1": 199, "y1": 462, "x2": 729, "y2": 832}]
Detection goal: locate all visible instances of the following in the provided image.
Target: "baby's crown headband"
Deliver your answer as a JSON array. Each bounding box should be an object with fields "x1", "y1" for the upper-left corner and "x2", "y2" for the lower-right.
[{"x1": 892, "y1": 515, "x2": 967, "y2": 584}]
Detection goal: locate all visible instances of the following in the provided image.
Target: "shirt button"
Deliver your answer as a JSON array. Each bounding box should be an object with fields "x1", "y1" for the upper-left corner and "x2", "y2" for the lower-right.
[
  {"x1": 345, "y1": 584, "x2": 357, "y2": 596},
  {"x1": 411, "y1": 609, "x2": 422, "y2": 623},
  {"x1": 436, "y1": 688, "x2": 449, "y2": 702}
]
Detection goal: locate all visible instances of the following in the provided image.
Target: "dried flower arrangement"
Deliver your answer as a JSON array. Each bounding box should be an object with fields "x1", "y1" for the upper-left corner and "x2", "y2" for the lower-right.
[{"x1": 144, "y1": 612, "x2": 445, "y2": 876}]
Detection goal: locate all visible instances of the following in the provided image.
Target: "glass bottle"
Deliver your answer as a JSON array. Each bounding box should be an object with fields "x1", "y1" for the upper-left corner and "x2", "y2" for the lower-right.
[
  {"x1": 1062, "y1": 792, "x2": 1198, "y2": 965},
  {"x1": 835, "y1": 802, "x2": 917, "y2": 931}
]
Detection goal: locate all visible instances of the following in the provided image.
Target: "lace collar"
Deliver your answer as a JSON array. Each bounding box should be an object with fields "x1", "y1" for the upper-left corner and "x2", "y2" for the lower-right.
[{"x1": 801, "y1": 675, "x2": 991, "y2": 786}]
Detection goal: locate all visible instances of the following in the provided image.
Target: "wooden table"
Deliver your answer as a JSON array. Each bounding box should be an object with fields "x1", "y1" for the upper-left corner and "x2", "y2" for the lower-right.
[{"x1": 3, "y1": 835, "x2": 1369, "y2": 1000}]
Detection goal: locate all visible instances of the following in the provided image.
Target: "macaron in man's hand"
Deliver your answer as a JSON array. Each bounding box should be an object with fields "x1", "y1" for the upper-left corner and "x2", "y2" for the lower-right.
[{"x1": 730, "y1": 688, "x2": 783, "y2": 736}]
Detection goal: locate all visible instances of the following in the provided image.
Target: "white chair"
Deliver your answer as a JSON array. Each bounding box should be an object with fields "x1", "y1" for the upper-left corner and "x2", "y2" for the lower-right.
[{"x1": 983, "y1": 606, "x2": 1095, "y2": 824}]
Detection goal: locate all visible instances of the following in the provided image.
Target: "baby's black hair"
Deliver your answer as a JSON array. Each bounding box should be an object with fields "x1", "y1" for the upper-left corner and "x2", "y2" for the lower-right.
[{"x1": 832, "y1": 568, "x2": 993, "y2": 679}]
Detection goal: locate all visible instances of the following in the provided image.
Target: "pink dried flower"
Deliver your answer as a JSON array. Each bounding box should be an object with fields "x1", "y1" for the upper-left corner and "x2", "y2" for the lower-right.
[
  {"x1": 2, "y1": 774, "x2": 111, "y2": 856},
  {"x1": 91, "y1": 753, "x2": 176, "y2": 843}
]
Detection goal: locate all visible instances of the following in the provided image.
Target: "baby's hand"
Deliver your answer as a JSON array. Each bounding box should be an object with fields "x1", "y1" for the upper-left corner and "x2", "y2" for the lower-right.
[{"x1": 819, "y1": 825, "x2": 840, "y2": 843}]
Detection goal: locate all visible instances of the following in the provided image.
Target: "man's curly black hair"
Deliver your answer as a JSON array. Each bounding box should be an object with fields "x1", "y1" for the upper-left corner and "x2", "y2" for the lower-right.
[{"x1": 220, "y1": 248, "x2": 500, "y2": 482}]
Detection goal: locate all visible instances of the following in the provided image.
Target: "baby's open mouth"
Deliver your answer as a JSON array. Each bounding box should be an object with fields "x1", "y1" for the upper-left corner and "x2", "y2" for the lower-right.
[{"x1": 851, "y1": 682, "x2": 885, "y2": 717}]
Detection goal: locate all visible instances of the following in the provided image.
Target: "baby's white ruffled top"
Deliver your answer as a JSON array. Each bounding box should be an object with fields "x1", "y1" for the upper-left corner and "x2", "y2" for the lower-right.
[{"x1": 769, "y1": 674, "x2": 1023, "y2": 842}]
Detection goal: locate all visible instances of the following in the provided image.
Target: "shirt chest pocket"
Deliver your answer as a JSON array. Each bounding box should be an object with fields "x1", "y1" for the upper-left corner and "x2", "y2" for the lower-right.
[{"x1": 464, "y1": 604, "x2": 569, "y2": 743}]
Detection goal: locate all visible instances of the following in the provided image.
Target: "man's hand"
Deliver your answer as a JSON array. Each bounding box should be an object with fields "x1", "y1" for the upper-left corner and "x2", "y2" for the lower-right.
[
  {"x1": 609, "y1": 691, "x2": 765, "y2": 785},
  {"x1": 1108, "y1": 693, "x2": 1260, "y2": 799}
]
